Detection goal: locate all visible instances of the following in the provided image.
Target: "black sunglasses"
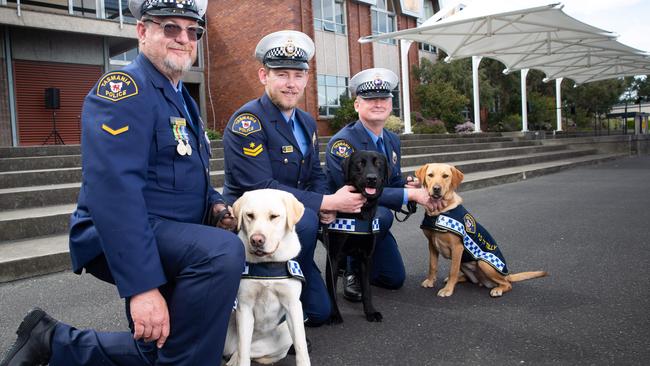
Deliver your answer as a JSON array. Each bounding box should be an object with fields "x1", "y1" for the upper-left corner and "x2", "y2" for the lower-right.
[{"x1": 144, "y1": 19, "x2": 205, "y2": 41}]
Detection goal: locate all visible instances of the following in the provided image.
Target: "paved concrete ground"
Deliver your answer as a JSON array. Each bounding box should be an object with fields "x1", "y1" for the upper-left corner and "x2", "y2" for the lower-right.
[{"x1": 1, "y1": 156, "x2": 649, "y2": 365}]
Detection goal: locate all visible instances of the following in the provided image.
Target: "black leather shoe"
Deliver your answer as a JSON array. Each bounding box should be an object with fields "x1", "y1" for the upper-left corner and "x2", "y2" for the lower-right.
[
  {"x1": 0, "y1": 308, "x2": 57, "y2": 366},
  {"x1": 343, "y1": 274, "x2": 362, "y2": 302},
  {"x1": 287, "y1": 337, "x2": 312, "y2": 355}
]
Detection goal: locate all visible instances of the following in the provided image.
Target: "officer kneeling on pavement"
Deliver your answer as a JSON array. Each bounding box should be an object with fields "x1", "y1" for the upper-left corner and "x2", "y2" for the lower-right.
[
  {"x1": 325, "y1": 68, "x2": 438, "y2": 301},
  {"x1": 222, "y1": 30, "x2": 366, "y2": 327},
  {"x1": 0, "y1": 1, "x2": 245, "y2": 365}
]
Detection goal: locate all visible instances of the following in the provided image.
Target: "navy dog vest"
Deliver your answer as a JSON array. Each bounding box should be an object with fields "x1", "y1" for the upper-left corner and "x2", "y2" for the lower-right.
[{"x1": 421, "y1": 205, "x2": 509, "y2": 275}]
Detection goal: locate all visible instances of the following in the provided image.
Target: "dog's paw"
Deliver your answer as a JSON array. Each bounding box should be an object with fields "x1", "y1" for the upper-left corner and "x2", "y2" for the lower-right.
[
  {"x1": 328, "y1": 313, "x2": 343, "y2": 324},
  {"x1": 421, "y1": 279, "x2": 436, "y2": 288},
  {"x1": 437, "y1": 287, "x2": 454, "y2": 297},
  {"x1": 490, "y1": 288, "x2": 504, "y2": 297},
  {"x1": 365, "y1": 312, "x2": 383, "y2": 322}
]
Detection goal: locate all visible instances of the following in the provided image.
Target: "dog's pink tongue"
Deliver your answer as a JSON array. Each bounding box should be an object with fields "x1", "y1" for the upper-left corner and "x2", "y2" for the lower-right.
[{"x1": 365, "y1": 187, "x2": 377, "y2": 195}]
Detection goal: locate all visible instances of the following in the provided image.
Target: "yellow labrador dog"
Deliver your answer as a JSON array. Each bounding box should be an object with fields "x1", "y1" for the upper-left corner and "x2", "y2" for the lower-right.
[
  {"x1": 223, "y1": 189, "x2": 310, "y2": 366},
  {"x1": 415, "y1": 163, "x2": 547, "y2": 298}
]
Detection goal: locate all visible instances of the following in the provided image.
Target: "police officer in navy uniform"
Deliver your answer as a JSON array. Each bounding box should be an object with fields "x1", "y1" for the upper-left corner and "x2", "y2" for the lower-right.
[
  {"x1": 222, "y1": 30, "x2": 366, "y2": 326},
  {"x1": 0, "y1": 1, "x2": 245, "y2": 365},
  {"x1": 326, "y1": 68, "x2": 436, "y2": 301}
]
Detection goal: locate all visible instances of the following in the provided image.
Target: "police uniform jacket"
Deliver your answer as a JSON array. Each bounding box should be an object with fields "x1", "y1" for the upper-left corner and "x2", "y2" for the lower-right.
[
  {"x1": 69, "y1": 53, "x2": 223, "y2": 298},
  {"x1": 326, "y1": 120, "x2": 406, "y2": 211},
  {"x1": 222, "y1": 93, "x2": 327, "y2": 212}
]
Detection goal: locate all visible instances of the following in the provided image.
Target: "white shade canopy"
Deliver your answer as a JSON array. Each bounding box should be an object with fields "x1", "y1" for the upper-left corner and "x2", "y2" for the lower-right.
[{"x1": 359, "y1": 2, "x2": 650, "y2": 84}]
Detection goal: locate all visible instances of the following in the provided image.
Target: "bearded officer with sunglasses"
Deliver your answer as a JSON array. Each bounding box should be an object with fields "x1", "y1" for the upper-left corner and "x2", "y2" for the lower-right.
[{"x1": 0, "y1": 1, "x2": 245, "y2": 366}]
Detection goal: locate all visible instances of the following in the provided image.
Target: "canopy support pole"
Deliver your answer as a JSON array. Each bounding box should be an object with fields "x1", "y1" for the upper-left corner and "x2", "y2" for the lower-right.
[
  {"x1": 472, "y1": 56, "x2": 482, "y2": 133},
  {"x1": 521, "y1": 68, "x2": 529, "y2": 132},
  {"x1": 400, "y1": 39, "x2": 414, "y2": 134},
  {"x1": 555, "y1": 77, "x2": 563, "y2": 131}
]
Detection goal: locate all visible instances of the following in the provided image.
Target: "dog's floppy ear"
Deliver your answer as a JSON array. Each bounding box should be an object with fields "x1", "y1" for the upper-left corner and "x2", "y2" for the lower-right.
[
  {"x1": 415, "y1": 164, "x2": 429, "y2": 187},
  {"x1": 450, "y1": 165, "x2": 465, "y2": 191},
  {"x1": 283, "y1": 193, "x2": 305, "y2": 231},
  {"x1": 231, "y1": 194, "x2": 247, "y2": 232}
]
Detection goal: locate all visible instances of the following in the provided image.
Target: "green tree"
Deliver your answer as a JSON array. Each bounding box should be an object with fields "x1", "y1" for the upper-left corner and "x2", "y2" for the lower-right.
[
  {"x1": 562, "y1": 78, "x2": 627, "y2": 128},
  {"x1": 414, "y1": 80, "x2": 468, "y2": 129}
]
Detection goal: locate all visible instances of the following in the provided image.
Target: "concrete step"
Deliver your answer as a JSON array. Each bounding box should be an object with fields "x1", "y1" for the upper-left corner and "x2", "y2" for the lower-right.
[
  {"x1": 0, "y1": 183, "x2": 80, "y2": 211},
  {"x1": 0, "y1": 152, "x2": 625, "y2": 284},
  {"x1": 0, "y1": 147, "x2": 604, "y2": 242},
  {"x1": 0, "y1": 155, "x2": 81, "y2": 172},
  {"x1": 0, "y1": 204, "x2": 75, "y2": 242}
]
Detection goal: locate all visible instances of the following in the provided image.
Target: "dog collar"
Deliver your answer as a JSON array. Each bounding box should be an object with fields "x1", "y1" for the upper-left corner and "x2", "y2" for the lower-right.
[
  {"x1": 326, "y1": 217, "x2": 380, "y2": 234},
  {"x1": 241, "y1": 260, "x2": 305, "y2": 282}
]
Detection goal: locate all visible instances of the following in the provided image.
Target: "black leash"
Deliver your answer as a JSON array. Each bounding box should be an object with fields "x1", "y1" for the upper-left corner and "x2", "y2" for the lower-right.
[{"x1": 394, "y1": 201, "x2": 417, "y2": 222}]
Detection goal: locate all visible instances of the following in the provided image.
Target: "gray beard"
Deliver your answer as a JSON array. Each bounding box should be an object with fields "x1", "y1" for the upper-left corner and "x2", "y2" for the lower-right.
[{"x1": 163, "y1": 56, "x2": 193, "y2": 74}]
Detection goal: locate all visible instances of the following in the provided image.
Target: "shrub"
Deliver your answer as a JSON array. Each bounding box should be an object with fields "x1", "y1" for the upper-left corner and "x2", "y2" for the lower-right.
[
  {"x1": 206, "y1": 128, "x2": 221, "y2": 140},
  {"x1": 411, "y1": 112, "x2": 447, "y2": 134},
  {"x1": 330, "y1": 96, "x2": 358, "y2": 133},
  {"x1": 384, "y1": 115, "x2": 404, "y2": 133}
]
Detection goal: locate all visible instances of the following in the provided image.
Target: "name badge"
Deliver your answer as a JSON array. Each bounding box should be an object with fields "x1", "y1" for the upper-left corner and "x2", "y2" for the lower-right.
[{"x1": 282, "y1": 146, "x2": 294, "y2": 153}]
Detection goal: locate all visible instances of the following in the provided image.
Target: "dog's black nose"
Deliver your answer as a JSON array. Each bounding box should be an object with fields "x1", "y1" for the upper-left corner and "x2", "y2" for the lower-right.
[
  {"x1": 366, "y1": 174, "x2": 377, "y2": 186},
  {"x1": 433, "y1": 186, "x2": 442, "y2": 195},
  {"x1": 250, "y1": 234, "x2": 266, "y2": 248}
]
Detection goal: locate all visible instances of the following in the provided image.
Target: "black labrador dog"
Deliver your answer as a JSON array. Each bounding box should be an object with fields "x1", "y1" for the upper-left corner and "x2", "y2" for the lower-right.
[{"x1": 323, "y1": 150, "x2": 389, "y2": 323}]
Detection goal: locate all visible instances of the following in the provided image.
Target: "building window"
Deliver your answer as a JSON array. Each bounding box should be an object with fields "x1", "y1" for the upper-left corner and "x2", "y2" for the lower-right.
[
  {"x1": 314, "y1": 0, "x2": 347, "y2": 34},
  {"x1": 371, "y1": 0, "x2": 397, "y2": 44},
  {"x1": 418, "y1": 0, "x2": 437, "y2": 53},
  {"x1": 392, "y1": 87, "x2": 401, "y2": 117},
  {"x1": 318, "y1": 74, "x2": 349, "y2": 117},
  {"x1": 109, "y1": 47, "x2": 138, "y2": 66}
]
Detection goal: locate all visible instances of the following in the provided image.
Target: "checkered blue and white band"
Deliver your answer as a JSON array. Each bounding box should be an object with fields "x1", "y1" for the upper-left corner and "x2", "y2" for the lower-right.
[
  {"x1": 356, "y1": 80, "x2": 392, "y2": 94},
  {"x1": 435, "y1": 215, "x2": 507, "y2": 273},
  {"x1": 264, "y1": 46, "x2": 307, "y2": 60},
  {"x1": 327, "y1": 217, "x2": 380, "y2": 234}
]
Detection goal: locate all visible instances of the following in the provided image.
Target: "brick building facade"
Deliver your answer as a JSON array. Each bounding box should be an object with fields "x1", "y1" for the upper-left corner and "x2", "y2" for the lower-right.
[{"x1": 204, "y1": 0, "x2": 439, "y2": 136}]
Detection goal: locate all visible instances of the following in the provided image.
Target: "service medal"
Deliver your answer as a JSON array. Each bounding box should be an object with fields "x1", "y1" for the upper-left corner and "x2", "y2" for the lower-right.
[
  {"x1": 185, "y1": 140, "x2": 192, "y2": 156},
  {"x1": 176, "y1": 141, "x2": 187, "y2": 156}
]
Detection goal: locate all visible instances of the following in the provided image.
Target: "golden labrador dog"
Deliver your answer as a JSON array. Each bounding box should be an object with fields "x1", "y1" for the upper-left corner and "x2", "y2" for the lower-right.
[
  {"x1": 223, "y1": 189, "x2": 310, "y2": 366},
  {"x1": 415, "y1": 163, "x2": 548, "y2": 297}
]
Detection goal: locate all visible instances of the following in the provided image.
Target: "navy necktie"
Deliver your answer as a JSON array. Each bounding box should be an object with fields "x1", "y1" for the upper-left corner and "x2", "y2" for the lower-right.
[{"x1": 376, "y1": 137, "x2": 386, "y2": 157}]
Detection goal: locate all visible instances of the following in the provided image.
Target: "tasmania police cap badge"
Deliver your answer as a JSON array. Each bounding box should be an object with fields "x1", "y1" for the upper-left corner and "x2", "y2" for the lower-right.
[
  {"x1": 96, "y1": 72, "x2": 138, "y2": 102},
  {"x1": 330, "y1": 140, "x2": 354, "y2": 158},
  {"x1": 232, "y1": 113, "x2": 262, "y2": 136}
]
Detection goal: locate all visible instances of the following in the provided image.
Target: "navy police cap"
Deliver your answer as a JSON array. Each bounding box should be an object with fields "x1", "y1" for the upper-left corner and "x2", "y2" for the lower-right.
[
  {"x1": 350, "y1": 68, "x2": 399, "y2": 99},
  {"x1": 255, "y1": 30, "x2": 315, "y2": 70},
  {"x1": 129, "y1": 0, "x2": 207, "y2": 22}
]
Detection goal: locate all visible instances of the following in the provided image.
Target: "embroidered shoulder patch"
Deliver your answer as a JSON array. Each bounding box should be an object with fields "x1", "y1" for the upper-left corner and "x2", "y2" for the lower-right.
[
  {"x1": 330, "y1": 140, "x2": 354, "y2": 158},
  {"x1": 232, "y1": 113, "x2": 262, "y2": 136},
  {"x1": 96, "y1": 72, "x2": 138, "y2": 102}
]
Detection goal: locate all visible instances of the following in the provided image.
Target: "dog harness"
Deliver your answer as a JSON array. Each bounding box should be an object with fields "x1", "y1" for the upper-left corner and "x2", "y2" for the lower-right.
[
  {"x1": 420, "y1": 205, "x2": 509, "y2": 275},
  {"x1": 241, "y1": 260, "x2": 305, "y2": 282},
  {"x1": 325, "y1": 217, "x2": 380, "y2": 234}
]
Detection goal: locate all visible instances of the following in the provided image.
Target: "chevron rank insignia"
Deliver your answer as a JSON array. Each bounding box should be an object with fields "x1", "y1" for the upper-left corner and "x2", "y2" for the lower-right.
[
  {"x1": 232, "y1": 113, "x2": 261, "y2": 136},
  {"x1": 96, "y1": 72, "x2": 138, "y2": 102},
  {"x1": 331, "y1": 140, "x2": 353, "y2": 158},
  {"x1": 243, "y1": 142, "x2": 263, "y2": 157},
  {"x1": 101, "y1": 124, "x2": 129, "y2": 136}
]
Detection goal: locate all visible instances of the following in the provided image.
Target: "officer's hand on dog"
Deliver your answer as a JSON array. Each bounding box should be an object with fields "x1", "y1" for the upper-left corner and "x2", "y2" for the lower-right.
[
  {"x1": 405, "y1": 176, "x2": 421, "y2": 188},
  {"x1": 130, "y1": 288, "x2": 170, "y2": 349},
  {"x1": 408, "y1": 188, "x2": 445, "y2": 212},
  {"x1": 210, "y1": 203, "x2": 237, "y2": 231},
  {"x1": 319, "y1": 210, "x2": 337, "y2": 224},
  {"x1": 322, "y1": 185, "x2": 366, "y2": 213}
]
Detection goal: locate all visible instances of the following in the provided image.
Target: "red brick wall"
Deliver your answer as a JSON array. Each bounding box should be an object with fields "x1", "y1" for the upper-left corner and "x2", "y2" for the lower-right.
[
  {"x1": 204, "y1": 0, "x2": 318, "y2": 134},
  {"x1": 346, "y1": 2, "x2": 374, "y2": 78}
]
